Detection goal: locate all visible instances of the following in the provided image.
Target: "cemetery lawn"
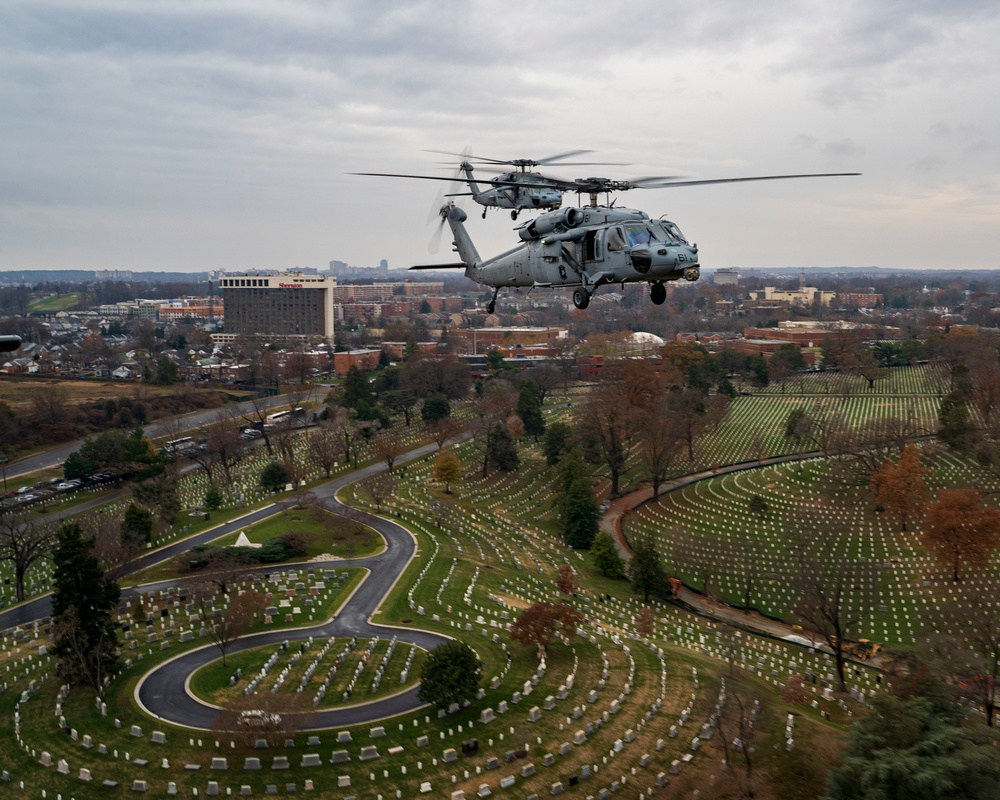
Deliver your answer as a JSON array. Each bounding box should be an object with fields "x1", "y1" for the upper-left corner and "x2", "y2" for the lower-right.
[
  {"x1": 189, "y1": 639, "x2": 428, "y2": 709},
  {"x1": 213, "y1": 505, "x2": 384, "y2": 560}
]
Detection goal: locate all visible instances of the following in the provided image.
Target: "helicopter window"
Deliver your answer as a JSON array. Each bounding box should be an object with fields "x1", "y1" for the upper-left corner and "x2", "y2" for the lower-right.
[
  {"x1": 607, "y1": 226, "x2": 626, "y2": 251},
  {"x1": 624, "y1": 225, "x2": 655, "y2": 247},
  {"x1": 663, "y1": 221, "x2": 688, "y2": 243}
]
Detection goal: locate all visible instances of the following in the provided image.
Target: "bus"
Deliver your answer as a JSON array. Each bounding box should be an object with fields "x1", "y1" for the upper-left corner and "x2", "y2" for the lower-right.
[
  {"x1": 264, "y1": 407, "x2": 305, "y2": 428},
  {"x1": 162, "y1": 436, "x2": 195, "y2": 454}
]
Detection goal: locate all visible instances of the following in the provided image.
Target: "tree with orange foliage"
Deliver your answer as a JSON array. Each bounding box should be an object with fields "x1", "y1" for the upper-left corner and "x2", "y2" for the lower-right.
[
  {"x1": 924, "y1": 488, "x2": 1000, "y2": 582},
  {"x1": 871, "y1": 444, "x2": 929, "y2": 531},
  {"x1": 510, "y1": 602, "x2": 583, "y2": 659}
]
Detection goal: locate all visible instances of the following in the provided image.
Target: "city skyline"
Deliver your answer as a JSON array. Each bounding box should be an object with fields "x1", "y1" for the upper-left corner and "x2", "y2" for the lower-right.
[{"x1": 1, "y1": 1, "x2": 998, "y2": 273}]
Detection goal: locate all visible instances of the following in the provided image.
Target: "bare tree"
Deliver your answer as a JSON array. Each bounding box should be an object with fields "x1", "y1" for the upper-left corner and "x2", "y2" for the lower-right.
[
  {"x1": 829, "y1": 411, "x2": 922, "y2": 486},
  {"x1": 787, "y1": 513, "x2": 874, "y2": 692},
  {"x1": 467, "y1": 381, "x2": 517, "y2": 479},
  {"x1": 577, "y1": 380, "x2": 640, "y2": 496},
  {"x1": 198, "y1": 408, "x2": 248, "y2": 485},
  {"x1": 729, "y1": 538, "x2": 771, "y2": 614},
  {"x1": 524, "y1": 364, "x2": 562, "y2": 406},
  {"x1": 639, "y1": 394, "x2": 685, "y2": 498},
  {"x1": 83, "y1": 511, "x2": 143, "y2": 583},
  {"x1": 713, "y1": 678, "x2": 767, "y2": 800},
  {"x1": 191, "y1": 583, "x2": 265, "y2": 667},
  {"x1": 307, "y1": 422, "x2": 341, "y2": 478},
  {"x1": 325, "y1": 406, "x2": 362, "y2": 467},
  {"x1": 240, "y1": 395, "x2": 277, "y2": 455},
  {"x1": 371, "y1": 429, "x2": 404, "y2": 473},
  {"x1": 0, "y1": 511, "x2": 54, "y2": 602},
  {"x1": 924, "y1": 596, "x2": 1000, "y2": 726},
  {"x1": 359, "y1": 470, "x2": 394, "y2": 513},
  {"x1": 427, "y1": 416, "x2": 462, "y2": 450}
]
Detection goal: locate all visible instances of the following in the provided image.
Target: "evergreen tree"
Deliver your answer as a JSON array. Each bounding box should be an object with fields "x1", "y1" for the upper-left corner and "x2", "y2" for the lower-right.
[
  {"x1": 418, "y1": 641, "x2": 481, "y2": 709},
  {"x1": 486, "y1": 422, "x2": 519, "y2": 472},
  {"x1": 827, "y1": 672, "x2": 1000, "y2": 799},
  {"x1": 204, "y1": 483, "x2": 224, "y2": 511},
  {"x1": 421, "y1": 393, "x2": 451, "y2": 423},
  {"x1": 121, "y1": 503, "x2": 154, "y2": 546},
  {"x1": 592, "y1": 530, "x2": 625, "y2": 577},
  {"x1": 260, "y1": 461, "x2": 289, "y2": 492},
  {"x1": 561, "y1": 473, "x2": 600, "y2": 549},
  {"x1": 341, "y1": 364, "x2": 374, "y2": 410},
  {"x1": 543, "y1": 421, "x2": 573, "y2": 466},
  {"x1": 939, "y1": 390, "x2": 973, "y2": 448},
  {"x1": 51, "y1": 522, "x2": 120, "y2": 690},
  {"x1": 748, "y1": 355, "x2": 769, "y2": 387},
  {"x1": 63, "y1": 450, "x2": 94, "y2": 481},
  {"x1": 517, "y1": 381, "x2": 546, "y2": 441},
  {"x1": 629, "y1": 533, "x2": 668, "y2": 602}
]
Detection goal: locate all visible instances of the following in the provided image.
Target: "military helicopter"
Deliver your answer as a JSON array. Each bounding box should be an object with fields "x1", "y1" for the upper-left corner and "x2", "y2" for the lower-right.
[
  {"x1": 410, "y1": 171, "x2": 859, "y2": 313},
  {"x1": 353, "y1": 149, "x2": 629, "y2": 220}
]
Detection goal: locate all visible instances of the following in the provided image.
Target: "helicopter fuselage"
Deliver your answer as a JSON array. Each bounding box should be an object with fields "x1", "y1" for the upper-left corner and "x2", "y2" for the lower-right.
[
  {"x1": 437, "y1": 204, "x2": 699, "y2": 311},
  {"x1": 457, "y1": 164, "x2": 563, "y2": 218},
  {"x1": 476, "y1": 172, "x2": 563, "y2": 212}
]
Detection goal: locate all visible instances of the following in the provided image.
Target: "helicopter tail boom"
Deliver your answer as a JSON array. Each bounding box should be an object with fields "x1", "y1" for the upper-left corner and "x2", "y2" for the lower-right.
[{"x1": 437, "y1": 203, "x2": 484, "y2": 281}]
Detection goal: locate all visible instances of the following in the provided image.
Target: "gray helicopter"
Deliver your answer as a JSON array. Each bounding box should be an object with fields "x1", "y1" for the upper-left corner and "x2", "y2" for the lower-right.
[
  {"x1": 414, "y1": 202, "x2": 699, "y2": 312},
  {"x1": 413, "y1": 169, "x2": 859, "y2": 312},
  {"x1": 354, "y1": 150, "x2": 629, "y2": 220}
]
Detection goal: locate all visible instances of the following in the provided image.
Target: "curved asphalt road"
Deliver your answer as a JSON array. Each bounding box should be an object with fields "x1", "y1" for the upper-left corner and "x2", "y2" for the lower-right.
[{"x1": 0, "y1": 440, "x2": 454, "y2": 729}]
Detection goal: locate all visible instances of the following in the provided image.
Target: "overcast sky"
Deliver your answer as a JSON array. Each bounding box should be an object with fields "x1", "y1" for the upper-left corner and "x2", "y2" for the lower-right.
[{"x1": 1, "y1": 0, "x2": 998, "y2": 274}]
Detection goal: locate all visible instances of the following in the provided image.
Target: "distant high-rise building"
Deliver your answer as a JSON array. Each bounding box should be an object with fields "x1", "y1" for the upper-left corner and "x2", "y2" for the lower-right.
[
  {"x1": 327, "y1": 260, "x2": 391, "y2": 279},
  {"x1": 218, "y1": 272, "x2": 337, "y2": 340},
  {"x1": 94, "y1": 269, "x2": 133, "y2": 281},
  {"x1": 712, "y1": 268, "x2": 740, "y2": 286}
]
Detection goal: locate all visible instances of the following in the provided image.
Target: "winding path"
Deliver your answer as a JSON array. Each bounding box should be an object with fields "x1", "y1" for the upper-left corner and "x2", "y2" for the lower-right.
[{"x1": 1, "y1": 441, "x2": 454, "y2": 730}]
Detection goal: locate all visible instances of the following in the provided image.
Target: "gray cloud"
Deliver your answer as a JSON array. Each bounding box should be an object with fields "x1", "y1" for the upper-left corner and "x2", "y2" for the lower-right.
[{"x1": 0, "y1": 0, "x2": 998, "y2": 271}]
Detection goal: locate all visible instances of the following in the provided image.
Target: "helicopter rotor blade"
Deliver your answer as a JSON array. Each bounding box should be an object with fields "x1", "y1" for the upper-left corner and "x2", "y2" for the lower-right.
[
  {"x1": 423, "y1": 149, "x2": 627, "y2": 170},
  {"x1": 350, "y1": 171, "x2": 553, "y2": 190},
  {"x1": 426, "y1": 154, "x2": 468, "y2": 224},
  {"x1": 423, "y1": 149, "x2": 510, "y2": 166},
  {"x1": 626, "y1": 172, "x2": 862, "y2": 189}
]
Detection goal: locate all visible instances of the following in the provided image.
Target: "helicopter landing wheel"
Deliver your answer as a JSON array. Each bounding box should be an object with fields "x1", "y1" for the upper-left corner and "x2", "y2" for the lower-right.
[
  {"x1": 510, "y1": 210, "x2": 519, "y2": 220},
  {"x1": 650, "y1": 282, "x2": 666, "y2": 305},
  {"x1": 572, "y1": 287, "x2": 591, "y2": 310},
  {"x1": 482, "y1": 208, "x2": 488, "y2": 219},
  {"x1": 486, "y1": 300, "x2": 496, "y2": 314}
]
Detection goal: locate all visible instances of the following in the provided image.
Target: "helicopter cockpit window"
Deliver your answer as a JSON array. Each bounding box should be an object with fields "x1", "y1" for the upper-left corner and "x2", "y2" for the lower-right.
[
  {"x1": 607, "y1": 226, "x2": 626, "y2": 251},
  {"x1": 662, "y1": 221, "x2": 688, "y2": 244},
  {"x1": 624, "y1": 224, "x2": 656, "y2": 247}
]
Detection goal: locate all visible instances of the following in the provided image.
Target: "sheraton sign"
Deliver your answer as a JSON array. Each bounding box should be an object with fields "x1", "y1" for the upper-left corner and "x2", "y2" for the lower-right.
[{"x1": 278, "y1": 283, "x2": 303, "y2": 288}]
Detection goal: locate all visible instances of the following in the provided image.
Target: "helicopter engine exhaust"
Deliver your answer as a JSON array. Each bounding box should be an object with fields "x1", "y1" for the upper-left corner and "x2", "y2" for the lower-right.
[{"x1": 519, "y1": 207, "x2": 585, "y2": 241}]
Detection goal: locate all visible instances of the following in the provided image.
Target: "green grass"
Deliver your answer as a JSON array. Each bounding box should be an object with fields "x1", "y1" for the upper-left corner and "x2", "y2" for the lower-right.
[
  {"x1": 3, "y1": 386, "x2": 947, "y2": 798},
  {"x1": 213, "y1": 505, "x2": 384, "y2": 560},
  {"x1": 28, "y1": 292, "x2": 80, "y2": 312},
  {"x1": 189, "y1": 639, "x2": 428, "y2": 709}
]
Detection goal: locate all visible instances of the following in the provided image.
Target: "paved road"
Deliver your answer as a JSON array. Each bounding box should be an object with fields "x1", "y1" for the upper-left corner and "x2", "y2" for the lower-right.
[
  {"x1": 5, "y1": 389, "x2": 322, "y2": 479},
  {"x1": 134, "y1": 443, "x2": 452, "y2": 729},
  {"x1": 0, "y1": 436, "x2": 453, "y2": 729},
  {"x1": 602, "y1": 451, "x2": 832, "y2": 645}
]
